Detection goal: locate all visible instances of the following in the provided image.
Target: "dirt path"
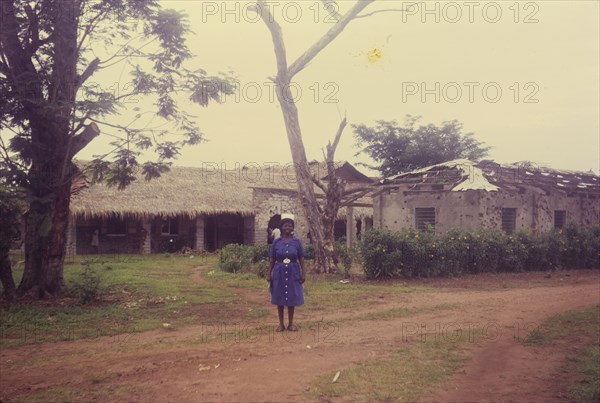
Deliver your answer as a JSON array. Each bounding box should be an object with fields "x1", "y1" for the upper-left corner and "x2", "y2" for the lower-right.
[{"x1": 1, "y1": 269, "x2": 598, "y2": 402}]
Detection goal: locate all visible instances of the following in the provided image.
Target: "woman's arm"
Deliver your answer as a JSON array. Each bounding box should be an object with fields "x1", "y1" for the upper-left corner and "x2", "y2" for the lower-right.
[
  {"x1": 296, "y1": 239, "x2": 306, "y2": 283},
  {"x1": 268, "y1": 241, "x2": 277, "y2": 282},
  {"x1": 268, "y1": 257, "x2": 275, "y2": 282},
  {"x1": 299, "y1": 257, "x2": 306, "y2": 284}
]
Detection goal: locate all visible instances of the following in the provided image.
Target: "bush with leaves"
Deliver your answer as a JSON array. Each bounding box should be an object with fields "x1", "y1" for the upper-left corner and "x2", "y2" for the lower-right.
[
  {"x1": 580, "y1": 226, "x2": 600, "y2": 268},
  {"x1": 72, "y1": 263, "x2": 102, "y2": 304},
  {"x1": 562, "y1": 224, "x2": 600, "y2": 269},
  {"x1": 248, "y1": 244, "x2": 271, "y2": 278},
  {"x1": 358, "y1": 229, "x2": 403, "y2": 279},
  {"x1": 440, "y1": 229, "x2": 471, "y2": 275},
  {"x1": 359, "y1": 226, "x2": 600, "y2": 280},
  {"x1": 219, "y1": 244, "x2": 253, "y2": 273},
  {"x1": 335, "y1": 241, "x2": 355, "y2": 277},
  {"x1": 250, "y1": 243, "x2": 270, "y2": 263},
  {"x1": 254, "y1": 259, "x2": 270, "y2": 279}
]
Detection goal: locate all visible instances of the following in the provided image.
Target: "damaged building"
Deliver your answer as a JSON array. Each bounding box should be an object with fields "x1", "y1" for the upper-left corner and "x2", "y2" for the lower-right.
[{"x1": 373, "y1": 159, "x2": 600, "y2": 234}]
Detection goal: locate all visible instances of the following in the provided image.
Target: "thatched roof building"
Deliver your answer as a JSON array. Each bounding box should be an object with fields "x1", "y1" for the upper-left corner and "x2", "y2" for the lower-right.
[
  {"x1": 72, "y1": 165, "x2": 263, "y2": 219},
  {"x1": 69, "y1": 161, "x2": 375, "y2": 254}
]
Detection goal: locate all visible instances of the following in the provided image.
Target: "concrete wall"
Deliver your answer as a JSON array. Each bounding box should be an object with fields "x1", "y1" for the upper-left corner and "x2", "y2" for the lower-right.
[
  {"x1": 252, "y1": 188, "x2": 309, "y2": 244},
  {"x1": 375, "y1": 189, "x2": 484, "y2": 232},
  {"x1": 375, "y1": 186, "x2": 600, "y2": 233}
]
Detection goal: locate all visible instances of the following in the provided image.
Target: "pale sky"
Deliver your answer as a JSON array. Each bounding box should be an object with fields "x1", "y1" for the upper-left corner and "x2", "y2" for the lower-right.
[{"x1": 78, "y1": 0, "x2": 600, "y2": 176}]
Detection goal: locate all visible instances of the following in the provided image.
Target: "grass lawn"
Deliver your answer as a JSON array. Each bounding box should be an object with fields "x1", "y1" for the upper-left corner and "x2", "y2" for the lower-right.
[
  {"x1": 1, "y1": 253, "x2": 430, "y2": 347},
  {"x1": 308, "y1": 336, "x2": 467, "y2": 401},
  {"x1": 1, "y1": 253, "x2": 235, "y2": 347},
  {"x1": 524, "y1": 304, "x2": 600, "y2": 401}
]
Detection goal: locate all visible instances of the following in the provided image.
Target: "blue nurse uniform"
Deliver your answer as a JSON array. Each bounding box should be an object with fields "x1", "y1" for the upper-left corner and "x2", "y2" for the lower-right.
[{"x1": 269, "y1": 236, "x2": 305, "y2": 306}]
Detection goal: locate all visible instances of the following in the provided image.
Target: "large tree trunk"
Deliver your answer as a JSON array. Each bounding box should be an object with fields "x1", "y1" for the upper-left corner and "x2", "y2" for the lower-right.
[
  {"x1": 18, "y1": 162, "x2": 73, "y2": 298},
  {"x1": 0, "y1": 251, "x2": 17, "y2": 302},
  {"x1": 16, "y1": 1, "x2": 81, "y2": 298},
  {"x1": 275, "y1": 76, "x2": 337, "y2": 273}
]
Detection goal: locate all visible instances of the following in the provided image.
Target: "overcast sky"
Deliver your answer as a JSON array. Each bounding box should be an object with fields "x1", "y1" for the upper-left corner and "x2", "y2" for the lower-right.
[{"x1": 78, "y1": 0, "x2": 599, "y2": 176}]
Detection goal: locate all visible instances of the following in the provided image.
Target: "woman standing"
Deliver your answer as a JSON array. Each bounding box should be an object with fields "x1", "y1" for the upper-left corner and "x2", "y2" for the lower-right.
[{"x1": 268, "y1": 217, "x2": 306, "y2": 332}]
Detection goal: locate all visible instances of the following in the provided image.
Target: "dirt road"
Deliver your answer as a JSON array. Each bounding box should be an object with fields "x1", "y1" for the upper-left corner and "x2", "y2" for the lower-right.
[{"x1": 1, "y1": 269, "x2": 598, "y2": 402}]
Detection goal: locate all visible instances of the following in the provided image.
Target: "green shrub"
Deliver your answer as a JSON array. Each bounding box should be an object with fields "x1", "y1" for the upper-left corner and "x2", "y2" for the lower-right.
[
  {"x1": 250, "y1": 243, "x2": 270, "y2": 263},
  {"x1": 359, "y1": 229, "x2": 402, "y2": 279},
  {"x1": 335, "y1": 241, "x2": 354, "y2": 277},
  {"x1": 441, "y1": 228, "x2": 493, "y2": 276},
  {"x1": 219, "y1": 244, "x2": 253, "y2": 273},
  {"x1": 72, "y1": 264, "x2": 102, "y2": 304},
  {"x1": 477, "y1": 228, "x2": 505, "y2": 273},
  {"x1": 254, "y1": 259, "x2": 270, "y2": 279},
  {"x1": 247, "y1": 243, "x2": 271, "y2": 278},
  {"x1": 221, "y1": 225, "x2": 600, "y2": 281},
  {"x1": 358, "y1": 226, "x2": 600, "y2": 280},
  {"x1": 580, "y1": 226, "x2": 600, "y2": 269},
  {"x1": 561, "y1": 224, "x2": 600, "y2": 269},
  {"x1": 519, "y1": 231, "x2": 548, "y2": 271}
]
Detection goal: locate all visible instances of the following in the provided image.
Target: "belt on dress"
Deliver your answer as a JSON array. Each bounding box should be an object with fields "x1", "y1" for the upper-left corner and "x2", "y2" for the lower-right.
[{"x1": 276, "y1": 258, "x2": 298, "y2": 263}]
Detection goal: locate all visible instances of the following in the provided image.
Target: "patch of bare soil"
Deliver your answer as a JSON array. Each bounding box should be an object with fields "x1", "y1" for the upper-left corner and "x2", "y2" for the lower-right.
[{"x1": 1, "y1": 269, "x2": 598, "y2": 402}]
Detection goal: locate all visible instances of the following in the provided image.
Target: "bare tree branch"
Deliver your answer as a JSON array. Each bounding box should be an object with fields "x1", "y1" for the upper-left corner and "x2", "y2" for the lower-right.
[
  {"x1": 76, "y1": 6, "x2": 110, "y2": 56},
  {"x1": 69, "y1": 110, "x2": 92, "y2": 136},
  {"x1": 255, "y1": 1, "x2": 288, "y2": 79},
  {"x1": 68, "y1": 122, "x2": 100, "y2": 158},
  {"x1": 311, "y1": 173, "x2": 327, "y2": 193},
  {"x1": 288, "y1": 0, "x2": 375, "y2": 78},
  {"x1": 326, "y1": 117, "x2": 347, "y2": 162},
  {"x1": 343, "y1": 185, "x2": 373, "y2": 197},
  {"x1": 340, "y1": 187, "x2": 373, "y2": 207},
  {"x1": 356, "y1": 8, "x2": 407, "y2": 19},
  {"x1": 87, "y1": 117, "x2": 134, "y2": 133},
  {"x1": 98, "y1": 35, "x2": 152, "y2": 67},
  {"x1": 320, "y1": 0, "x2": 342, "y2": 21},
  {"x1": 75, "y1": 57, "x2": 100, "y2": 90}
]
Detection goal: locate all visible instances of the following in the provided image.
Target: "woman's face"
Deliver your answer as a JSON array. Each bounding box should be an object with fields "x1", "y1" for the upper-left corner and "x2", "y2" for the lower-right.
[{"x1": 282, "y1": 222, "x2": 294, "y2": 235}]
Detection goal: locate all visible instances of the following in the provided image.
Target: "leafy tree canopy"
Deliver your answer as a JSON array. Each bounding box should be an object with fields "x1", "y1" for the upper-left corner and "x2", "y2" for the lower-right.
[
  {"x1": 1, "y1": 0, "x2": 234, "y2": 189},
  {"x1": 0, "y1": 0, "x2": 235, "y2": 297},
  {"x1": 353, "y1": 115, "x2": 491, "y2": 177}
]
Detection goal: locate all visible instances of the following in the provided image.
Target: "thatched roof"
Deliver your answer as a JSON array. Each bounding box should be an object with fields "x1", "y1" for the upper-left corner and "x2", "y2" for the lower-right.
[
  {"x1": 70, "y1": 161, "x2": 374, "y2": 219},
  {"x1": 376, "y1": 159, "x2": 600, "y2": 196}
]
